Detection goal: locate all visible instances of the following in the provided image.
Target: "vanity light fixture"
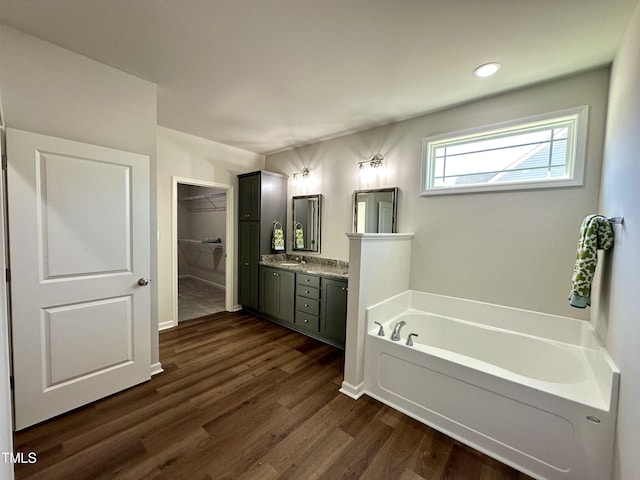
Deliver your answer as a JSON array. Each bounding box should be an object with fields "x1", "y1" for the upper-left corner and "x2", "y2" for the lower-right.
[
  {"x1": 473, "y1": 62, "x2": 502, "y2": 78},
  {"x1": 358, "y1": 154, "x2": 384, "y2": 177},
  {"x1": 292, "y1": 167, "x2": 310, "y2": 185}
]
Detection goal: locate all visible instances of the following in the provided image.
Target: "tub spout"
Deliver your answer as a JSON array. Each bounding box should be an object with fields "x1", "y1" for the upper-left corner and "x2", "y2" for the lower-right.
[
  {"x1": 373, "y1": 321, "x2": 385, "y2": 337},
  {"x1": 406, "y1": 333, "x2": 418, "y2": 346},
  {"x1": 390, "y1": 321, "x2": 406, "y2": 341}
]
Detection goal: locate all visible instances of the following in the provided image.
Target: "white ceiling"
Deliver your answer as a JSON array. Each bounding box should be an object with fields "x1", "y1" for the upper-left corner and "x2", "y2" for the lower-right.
[{"x1": 0, "y1": 0, "x2": 638, "y2": 155}]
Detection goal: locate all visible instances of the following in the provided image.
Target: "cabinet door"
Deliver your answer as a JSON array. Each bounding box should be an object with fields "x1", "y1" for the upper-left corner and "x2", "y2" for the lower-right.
[
  {"x1": 259, "y1": 266, "x2": 294, "y2": 324},
  {"x1": 238, "y1": 222, "x2": 260, "y2": 309},
  {"x1": 277, "y1": 270, "x2": 295, "y2": 324},
  {"x1": 259, "y1": 266, "x2": 279, "y2": 317},
  {"x1": 239, "y1": 174, "x2": 260, "y2": 221},
  {"x1": 322, "y1": 278, "x2": 348, "y2": 345}
]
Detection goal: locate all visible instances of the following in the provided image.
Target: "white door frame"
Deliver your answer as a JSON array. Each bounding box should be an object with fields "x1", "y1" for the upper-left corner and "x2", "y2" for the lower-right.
[
  {"x1": 170, "y1": 176, "x2": 235, "y2": 328},
  {"x1": 0, "y1": 129, "x2": 14, "y2": 479}
]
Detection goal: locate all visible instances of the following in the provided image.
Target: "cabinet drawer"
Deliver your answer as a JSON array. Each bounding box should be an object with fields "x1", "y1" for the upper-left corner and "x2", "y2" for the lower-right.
[
  {"x1": 297, "y1": 273, "x2": 320, "y2": 289},
  {"x1": 296, "y1": 296, "x2": 320, "y2": 316},
  {"x1": 295, "y1": 312, "x2": 320, "y2": 332},
  {"x1": 297, "y1": 285, "x2": 320, "y2": 300}
]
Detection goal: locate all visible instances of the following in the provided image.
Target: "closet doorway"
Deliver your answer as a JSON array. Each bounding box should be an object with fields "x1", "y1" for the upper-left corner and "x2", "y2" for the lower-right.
[{"x1": 172, "y1": 177, "x2": 234, "y2": 324}]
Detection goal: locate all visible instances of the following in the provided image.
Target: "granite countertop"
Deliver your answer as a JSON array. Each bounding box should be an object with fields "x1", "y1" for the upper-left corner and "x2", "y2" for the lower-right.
[{"x1": 259, "y1": 254, "x2": 349, "y2": 280}]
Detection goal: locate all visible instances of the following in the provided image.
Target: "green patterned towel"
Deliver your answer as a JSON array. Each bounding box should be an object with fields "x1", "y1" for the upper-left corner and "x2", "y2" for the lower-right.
[
  {"x1": 295, "y1": 226, "x2": 305, "y2": 249},
  {"x1": 569, "y1": 214, "x2": 614, "y2": 308},
  {"x1": 272, "y1": 224, "x2": 285, "y2": 251}
]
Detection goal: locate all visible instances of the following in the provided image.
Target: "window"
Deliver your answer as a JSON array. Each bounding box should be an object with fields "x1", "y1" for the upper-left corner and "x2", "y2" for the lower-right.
[{"x1": 421, "y1": 106, "x2": 588, "y2": 195}]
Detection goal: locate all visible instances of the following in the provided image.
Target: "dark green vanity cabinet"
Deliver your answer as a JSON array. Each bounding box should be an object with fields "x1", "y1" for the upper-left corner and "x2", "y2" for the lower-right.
[
  {"x1": 295, "y1": 273, "x2": 348, "y2": 348},
  {"x1": 237, "y1": 171, "x2": 287, "y2": 310},
  {"x1": 237, "y1": 172, "x2": 347, "y2": 347},
  {"x1": 295, "y1": 273, "x2": 321, "y2": 334},
  {"x1": 259, "y1": 266, "x2": 295, "y2": 323},
  {"x1": 238, "y1": 173, "x2": 261, "y2": 221},
  {"x1": 321, "y1": 277, "x2": 348, "y2": 345},
  {"x1": 238, "y1": 222, "x2": 260, "y2": 309}
]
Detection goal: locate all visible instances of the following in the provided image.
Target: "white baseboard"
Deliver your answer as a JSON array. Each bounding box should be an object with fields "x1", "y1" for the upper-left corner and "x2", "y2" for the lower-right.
[
  {"x1": 339, "y1": 381, "x2": 365, "y2": 399},
  {"x1": 231, "y1": 304, "x2": 243, "y2": 312},
  {"x1": 150, "y1": 362, "x2": 164, "y2": 376},
  {"x1": 158, "y1": 320, "x2": 176, "y2": 331}
]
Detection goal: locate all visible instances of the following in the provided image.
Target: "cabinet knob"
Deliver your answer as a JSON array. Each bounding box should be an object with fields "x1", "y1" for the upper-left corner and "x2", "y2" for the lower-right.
[
  {"x1": 305, "y1": 290, "x2": 310, "y2": 294},
  {"x1": 244, "y1": 262, "x2": 250, "y2": 266},
  {"x1": 304, "y1": 304, "x2": 309, "y2": 307},
  {"x1": 244, "y1": 214, "x2": 250, "y2": 218},
  {"x1": 304, "y1": 319, "x2": 309, "y2": 323}
]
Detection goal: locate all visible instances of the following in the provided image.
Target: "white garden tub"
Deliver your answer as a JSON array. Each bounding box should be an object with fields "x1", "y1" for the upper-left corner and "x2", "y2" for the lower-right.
[{"x1": 363, "y1": 290, "x2": 619, "y2": 480}]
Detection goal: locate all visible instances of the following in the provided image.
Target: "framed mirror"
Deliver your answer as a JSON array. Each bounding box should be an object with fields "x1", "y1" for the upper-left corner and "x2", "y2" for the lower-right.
[
  {"x1": 353, "y1": 187, "x2": 398, "y2": 233},
  {"x1": 292, "y1": 194, "x2": 322, "y2": 253}
]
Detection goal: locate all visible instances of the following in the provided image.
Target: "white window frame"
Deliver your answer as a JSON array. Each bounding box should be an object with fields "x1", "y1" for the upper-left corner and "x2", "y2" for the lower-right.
[{"x1": 420, "y1": 105, "x2": 589, "y2": 196}]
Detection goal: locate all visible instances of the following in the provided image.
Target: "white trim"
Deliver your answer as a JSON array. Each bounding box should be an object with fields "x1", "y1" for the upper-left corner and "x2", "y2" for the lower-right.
[
  {"x1": 150, "y1": 362, "x2": 164, "y2": 376},
  {"x1": 345, "y1": 232, "x2": 415, "y2": 241},
  {"x1": 420, "y1": 105, "x2": 589, "y2": 196},
  {"x1": 158, "y1": 320, "x2": 175, "y2": 331},
  {"x1": 0, "y1": 129, "x2": 14, "y2": 479},
  {"x1": 340, "y1": 381, "x2": 366, "y2": 399},
  {"x1": 171, "y1": 177, "x2": 235, "y2": 329}
]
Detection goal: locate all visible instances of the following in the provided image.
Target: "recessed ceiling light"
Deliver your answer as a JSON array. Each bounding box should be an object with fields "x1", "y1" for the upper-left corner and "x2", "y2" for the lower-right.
[{"x1": 473, "y1": 62, "x2": 502, "y2": 78}]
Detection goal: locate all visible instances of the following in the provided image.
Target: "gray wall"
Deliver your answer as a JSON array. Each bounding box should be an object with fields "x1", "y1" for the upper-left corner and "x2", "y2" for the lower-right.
[
  {"x1": 267, "y1": 68, "x2": 610, "y2": 320},
  {"x1": 593, "y1": 2, "x2": 640, "y2": 478},
  {"x1": 155, "y1": 126, "x2": 263, "y2": 328},
  {"x1": 0, "y1": 25, "x2": 160, "y2": 363}
]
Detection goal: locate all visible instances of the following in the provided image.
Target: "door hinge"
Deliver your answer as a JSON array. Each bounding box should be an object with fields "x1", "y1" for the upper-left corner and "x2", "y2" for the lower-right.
[
  {"x1": 5, "y1": 268, "x2": 10, "y2": 283},
  {"x1": 1, "y1": 153, "x2": 6, "y2": 171},
  {"x1": 9, "y1": 376, "x2": 14, "y2": 390}
]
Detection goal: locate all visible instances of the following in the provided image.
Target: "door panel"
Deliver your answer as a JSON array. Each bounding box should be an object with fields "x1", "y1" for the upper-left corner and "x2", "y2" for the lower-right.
[
  {"x1": 38, "y1": 152, "x2": 132, "y2": 278},
  {"x1": 7, "y1": 128, "x2": 151, "y2": 430},
  {"x1": 44, "y1": 296, "x2": 133, "y2": 387}
]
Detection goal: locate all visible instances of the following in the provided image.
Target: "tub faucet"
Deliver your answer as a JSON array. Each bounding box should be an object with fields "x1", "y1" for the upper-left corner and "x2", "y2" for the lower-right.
[
  {"x1": 373, "y1": 321, "x2": 385, "y2": 336},
  {"x1": 390, "y1": 321, "x2": 406, "y2": 341},
  {"x1": 406, "y1": 333, "x2": 418, "y2": 347}
]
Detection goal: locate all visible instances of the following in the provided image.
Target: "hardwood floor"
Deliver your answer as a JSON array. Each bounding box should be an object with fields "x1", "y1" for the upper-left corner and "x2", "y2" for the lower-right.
[{"x1": 14, "y1": 311, "x2": 533, "y2": 480}]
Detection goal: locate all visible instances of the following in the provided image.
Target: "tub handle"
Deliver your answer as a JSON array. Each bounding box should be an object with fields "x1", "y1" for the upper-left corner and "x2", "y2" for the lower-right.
[
  {"x1": 373, "y1": 321, "x2": 385, "y2": 337},
  {"x1": 406, "y1": 333, "x2": 419, "y2": 347}
]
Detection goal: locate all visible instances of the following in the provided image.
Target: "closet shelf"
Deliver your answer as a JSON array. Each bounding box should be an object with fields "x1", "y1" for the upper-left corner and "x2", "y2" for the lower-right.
[{"x1": 180, "y1": 192, "x2": 226, "y2": 212}]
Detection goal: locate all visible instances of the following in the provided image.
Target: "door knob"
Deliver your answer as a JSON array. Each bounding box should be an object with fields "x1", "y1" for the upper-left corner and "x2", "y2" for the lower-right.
[{"x1": 138, "y1": 278, "x2": 150, "y2": 286}]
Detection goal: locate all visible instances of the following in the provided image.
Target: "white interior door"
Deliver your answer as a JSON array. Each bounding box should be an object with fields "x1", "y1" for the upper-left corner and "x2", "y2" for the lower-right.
[{"x1": 7, "y1": 128, "x2": 151, "y2": 430}]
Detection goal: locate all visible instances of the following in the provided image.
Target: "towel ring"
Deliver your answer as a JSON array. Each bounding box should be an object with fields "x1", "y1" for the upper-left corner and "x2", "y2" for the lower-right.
[
  {"x1": 295, "y1": 222, "x2": 302, "y2": 229},
  {"x1": 273, "y1": 221, "x2": 282, "y2": 229}
]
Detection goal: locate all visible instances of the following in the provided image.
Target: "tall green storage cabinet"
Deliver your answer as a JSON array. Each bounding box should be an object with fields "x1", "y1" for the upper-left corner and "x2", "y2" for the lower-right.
[{"x1": 237, "y1": 171, "x2": 287, "y2": 310}]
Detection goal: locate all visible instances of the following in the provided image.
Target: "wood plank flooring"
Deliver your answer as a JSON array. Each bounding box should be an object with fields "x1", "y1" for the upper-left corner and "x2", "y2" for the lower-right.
[{"x1": 14, "y1": 311, "x2": 533, "y2": 480}]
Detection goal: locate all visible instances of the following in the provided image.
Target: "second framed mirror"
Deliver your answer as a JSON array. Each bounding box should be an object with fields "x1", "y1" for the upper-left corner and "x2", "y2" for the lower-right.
[
  {"x1": 353, "y1": 187, "x2": 398, "y2": 233},
  {"x1": 292, "y1": 194, "x2": 321, "y2": 253}
]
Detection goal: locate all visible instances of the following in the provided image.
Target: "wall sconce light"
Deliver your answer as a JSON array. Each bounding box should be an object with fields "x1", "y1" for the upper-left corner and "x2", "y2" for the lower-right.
[
  {"x1": 292, "y1": 167, "x2": 310, "y2": 185},
  {"x1": 358, "y1": 154, "x2": 384, "y2": 178}
]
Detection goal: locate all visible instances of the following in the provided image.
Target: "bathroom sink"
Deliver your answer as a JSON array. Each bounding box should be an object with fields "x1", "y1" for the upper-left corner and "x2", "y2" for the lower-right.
[{"x1": 279, "y1": 262, "x2": 302, "y2": 266}]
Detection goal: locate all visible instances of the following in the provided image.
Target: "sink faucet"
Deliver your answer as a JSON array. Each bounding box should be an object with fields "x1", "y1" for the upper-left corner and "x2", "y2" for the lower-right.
[{"x1": 390, "y1": 321, "x2": 406, "y2": 341}]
